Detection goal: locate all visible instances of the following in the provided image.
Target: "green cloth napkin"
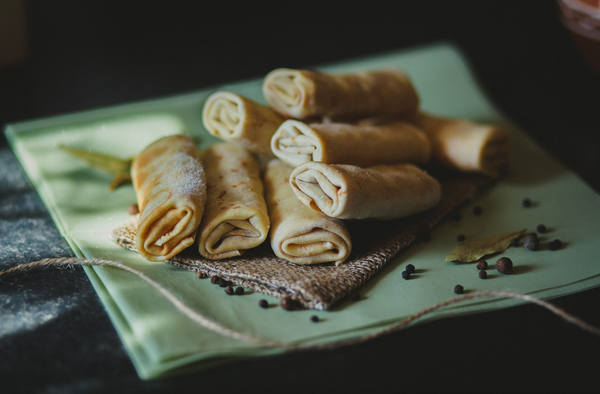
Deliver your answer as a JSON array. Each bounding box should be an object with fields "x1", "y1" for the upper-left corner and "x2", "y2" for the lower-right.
[{"x1": 5, "y1": 42, "x2": 600, "y2": 379}]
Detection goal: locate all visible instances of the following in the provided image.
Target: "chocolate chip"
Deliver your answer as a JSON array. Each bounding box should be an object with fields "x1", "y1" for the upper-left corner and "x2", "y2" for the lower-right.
[
  {"x1": 310, "y1": 315, "x2": 320, "y2": 323},
  {"x1": 210, "y1": 275, "x2": 221, "y2": 284},
  {"x1": 510, "y1": 237, "x2": 520, "y2": 247},
  {"x1": 235, "y1": 287, "x2": 245, "y2": 295},
  {"x1": 522, "y1": 198, "x2": 532, "y2": 208},
  {"x1": 454, "y1": 285, "x2": 464, "y2": 294},
  {"x1": 224, "y1": 286, "x2": 234, "y2": 295},
  {"x1": 402, "y1": 270, "x2": 411, "y2": 280},
  {"x1": 536, "y1": 224, "x2": 547, "y2": 233},
  {"x1": 405, "y1": 264, "x2": 415, "y2": 274},
  {"x1": 258, "y1": 299, "x2": 269, "y2": 308},
  {"x1": 479, "y1": 270, "x2": 488, "y2": 279}
]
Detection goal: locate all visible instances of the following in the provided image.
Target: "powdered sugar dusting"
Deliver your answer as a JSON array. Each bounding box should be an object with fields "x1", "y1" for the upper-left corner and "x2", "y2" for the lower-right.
[{"x1": 154, "y1": 150, "x2": 207, "y2": 202}]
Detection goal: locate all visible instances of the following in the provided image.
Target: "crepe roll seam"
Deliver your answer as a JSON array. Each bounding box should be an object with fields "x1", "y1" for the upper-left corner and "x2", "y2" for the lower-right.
[
  {"x1": 271, "y1": 119, "x2": 431, "y2": 168},
  {"x1": 290, "y1": 162, "x2": 442, "y2": 221},
  {"x1": 263, "y1": 68, "x2": 420, "y2": 120}
]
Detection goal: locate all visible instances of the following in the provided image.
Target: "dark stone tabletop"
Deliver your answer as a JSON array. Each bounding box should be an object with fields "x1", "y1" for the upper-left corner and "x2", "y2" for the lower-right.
[{"x1": 1, "y1": 1, "x2": 600, "y2": 393}]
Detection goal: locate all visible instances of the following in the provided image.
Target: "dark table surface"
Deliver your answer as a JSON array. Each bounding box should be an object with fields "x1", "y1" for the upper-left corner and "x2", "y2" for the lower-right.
[{"x1": 1, "y1": 1, "x2": 600, "y2": 393}]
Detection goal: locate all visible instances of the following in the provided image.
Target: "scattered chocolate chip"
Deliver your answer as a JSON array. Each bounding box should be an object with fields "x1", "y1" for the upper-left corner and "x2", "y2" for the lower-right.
[
  {"x1": 350, "y1": 293, "x2": 361, "y2": 301},
  {"x1": 310, "y1": 315, "x2": 320, "y2": 323},
  {"x1": 454, "y1": 285, "x2": 464, "y2": 294},
  {"x1": 496, "y1": 257, "x2": 513, "y2": 274},
  {"x1": 457, "y1": 234, "x2": 466, "y2": 242},
  {"x1": 473, "y1": 206, "x2": 482, "y2": 215},
  {"x1": 522, "y1": 198, "x2": 532, "y2": 208},
  {"x1": 280, "y1": 296, "x2": 294, "y2": 311},
  {"x1": 210, "y1": 275, "x2": 221, "y2": 284},
  {"x1": 536, "y1": 224, "x2": 547, "y2": 233},
  {"x1": 224, "y1": 286, "x2": 234, "y2": 295},
  {"x1": 476, "y1": 260, "x2": 488, "y2": 270},
  {"x1": 479, "y1": 270, "x2": 488, "y2": 279},
  {"x1": 235, "y1": 287, "x2": 245, "y2": 295},
  {"x1": 196, "y1": 272, "x2": 207, "y2": 279},
  {"x1": 128, "y1": 203, "x2": 139, "y2": 215},
  {"x1": 548, "y1": 239, "x2": 563, "y2": 250},
  {"x1": 510, "y1": 237, "x2": 520, "y2": 247},
  {"x1": 524, "y1": 233, "x2": 539, "y2": 250},
  {"x1": 405, "y1": 264, "x2": 415, "y2": 274},
  {"x1": 258, "y1": 299, "x2": 269, "y2": 308},
  {"x1": 402, "y1": 270, "x2": 411, "y2": 280}
]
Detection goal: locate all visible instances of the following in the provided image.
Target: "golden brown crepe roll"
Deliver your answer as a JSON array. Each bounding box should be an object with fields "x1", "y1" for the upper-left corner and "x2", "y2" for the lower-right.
[
  {"x1": 271, "y1": 119, "x2": 431, "y2": 168},
  {"x1": 262, "y1": 68, "x2": 420, "y2": 120},
  {"x1": 131, "y1": 135, "x2": 207, "y2": 262},
  {"x1": 198, "y1": 142, "x2": 270, "y2": 259},
  {"x1": 410, "y1": 112, "x2": 510, "y2": 177},
  {"x1": 202, "y1": 91, "x2": 286, "y2": 157},
  {"x1": 264, "y1": 159, "x2": 351, "y2": 266},
  {"x1": 290, "y1": 162, "x2": 441, "y2": 220}
]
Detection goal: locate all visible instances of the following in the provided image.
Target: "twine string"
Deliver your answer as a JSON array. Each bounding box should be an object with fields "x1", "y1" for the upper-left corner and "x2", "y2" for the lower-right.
[{"x1": 2, "y1": 257, "x2": 599, "y2": 351}]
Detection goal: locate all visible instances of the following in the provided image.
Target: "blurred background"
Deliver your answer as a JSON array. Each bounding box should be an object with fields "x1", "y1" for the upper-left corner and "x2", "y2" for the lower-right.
[{"x1": 1, "y1": 1, "x2": 600, "y2": 392}]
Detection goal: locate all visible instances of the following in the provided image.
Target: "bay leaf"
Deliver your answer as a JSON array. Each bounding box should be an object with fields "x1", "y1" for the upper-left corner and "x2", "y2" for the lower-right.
[
  {"x1": 60, "y1": 145, "x2": 133, "y2": 190},
  {"x1": 445, "y1": 229, "x2": 526, "y2": 263},
  {"x1": 60, "y1": 145, "x2": 132, "y2": 174}
]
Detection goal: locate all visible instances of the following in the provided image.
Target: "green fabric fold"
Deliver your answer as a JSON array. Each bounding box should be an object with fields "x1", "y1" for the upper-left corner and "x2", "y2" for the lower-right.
[{"x1": 6, "y1": 43, "x2": 600, "y2": 379}]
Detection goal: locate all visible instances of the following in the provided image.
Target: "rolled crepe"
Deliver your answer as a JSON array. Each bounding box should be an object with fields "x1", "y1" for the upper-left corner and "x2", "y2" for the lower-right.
[
  {"x1": 263, "y1": 68, "x2": 420, "y2": 120},
  {"x1": 290, "y1": 162, "x2": 441, "y2": 220},
  {"x1": 410, "y1": 112, "x2": 510, "y2": 177},
  {"x1": 202, "y1": 91, "x2": 286, "y2": 157},
  {"x1": 271, "y1": 119, "x2": 431, "y2": 167},
  {"x1": 198, "y1": 142, "x2": 270, "y2": 259},
  {"x1": 131, "y1": 135, "x2": 207, "y2": 262},
  {"x1": 264, "y1": 159, "x2": 352, "y2": 266}
]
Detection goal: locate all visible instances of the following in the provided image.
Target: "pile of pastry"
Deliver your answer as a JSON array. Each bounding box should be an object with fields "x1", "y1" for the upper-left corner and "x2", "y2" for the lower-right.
[{"x1": 132, "y1": 68, "x2": 510, "y2": 266}]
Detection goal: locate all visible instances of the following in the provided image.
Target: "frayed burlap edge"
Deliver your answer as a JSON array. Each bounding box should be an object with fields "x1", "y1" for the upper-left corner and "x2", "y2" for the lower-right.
[{"x1": 110, "y1": 173, "x2": 492, "y2": 310}]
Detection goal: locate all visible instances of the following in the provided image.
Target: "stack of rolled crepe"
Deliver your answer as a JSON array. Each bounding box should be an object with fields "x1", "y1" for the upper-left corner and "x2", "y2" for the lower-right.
[{"x1": 134, "y1": 67, "x2": 510, "y2": 267}]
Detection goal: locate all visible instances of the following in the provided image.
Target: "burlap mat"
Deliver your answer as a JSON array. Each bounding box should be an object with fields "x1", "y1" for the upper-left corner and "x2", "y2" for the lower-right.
[{"x1": 110, "y1": 173, "x2": 492, "y2": 310}]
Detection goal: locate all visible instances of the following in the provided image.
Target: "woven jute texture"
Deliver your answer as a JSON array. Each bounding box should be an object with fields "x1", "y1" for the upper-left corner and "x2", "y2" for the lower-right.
[{"x1": 110, "y1": 173, "x2": 492, "y2": 310}]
